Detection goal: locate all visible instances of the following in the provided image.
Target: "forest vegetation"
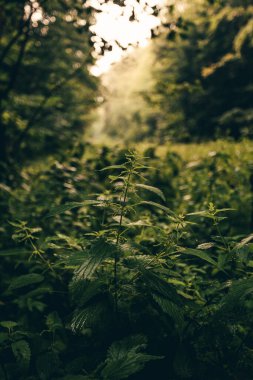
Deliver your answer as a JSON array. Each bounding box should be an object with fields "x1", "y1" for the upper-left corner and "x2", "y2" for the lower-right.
[{"x1": 0, "y1": 0, "x2": 253, "y2": 379}]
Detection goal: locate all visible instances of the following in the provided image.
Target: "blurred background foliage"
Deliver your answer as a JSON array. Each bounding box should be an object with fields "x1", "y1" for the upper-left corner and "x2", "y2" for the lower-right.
[
  {"x1": 94, "y1": 0, "x2": 253, "y2": 142},
  {"x1": 0, "y1": 0, "x2": 98, "y2": 172}
]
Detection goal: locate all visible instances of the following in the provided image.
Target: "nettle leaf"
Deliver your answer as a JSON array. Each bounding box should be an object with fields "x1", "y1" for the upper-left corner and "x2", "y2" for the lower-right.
[
  {"x1": 186, "y1": 211, "x2": 207, "y2": 216},
  {"x1": 124, "y1": 255, "x2": 155, "y2": 271},
  {"x1": 100, "y1": 164, "x2": 126, "y2": 171},
  {"x1": 236, "y1": 233, "x2": 253, "y2": 249},
  {"x1": 152, "y1": 294, "x2": 184, "y2": 328},
  {"x1": 138, "y1": 201, "x2": 176, "y2": 216},
  {"x1": 218, "y1": 277, "x2": 253, "y2": 314},
  {"x1": 141, "y1": 268, "x2": 183, "y2": 306},
  {"x1": 127, "y1": 220, "x2": 152, "y2": 227},
  {"x1": 197, "y1": 242, "x2": 215, "y2": 250},
  {"x1": 215, "y1": 208, "x2": 235, "y2": 214},
  {"x1": 135, "y1": 184, "x2": 166, "y2": 201},
  {"x1": 0, "y1": 248, "x2": 30, "y2": 256},
  {"x1": 101, "y1": 335, "x2": 161, "y2": 380},
  {"x1": 179, "y1": 247, "x2": 217, "y2": 267},
  {"x1": 71, "y1": 304, "x2": 104, "y2": 333},
  {"x1": 9, "y1": 273, "x2": 44, "y2": 290},
  {"x1": 63, "y1": 251, "x2": 89, "y2": 267},
  {"x1": 74, "y1": 239, "x2": 117, "y2": 280},
  {"x1": 12, "y1": 340, "x2": 31, "y2": 368},
  {"x1": 47, "y1": 200, "x2": 100, "y2": 217},
  {"x1": 0, "y1": 321, "x2": 18, "y2": 329}
]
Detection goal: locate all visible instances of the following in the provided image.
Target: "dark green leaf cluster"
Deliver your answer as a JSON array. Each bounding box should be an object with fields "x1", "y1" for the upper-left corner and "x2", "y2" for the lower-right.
[{"x1": 0, "y1": 145, "x2": 253, "y2": 379}]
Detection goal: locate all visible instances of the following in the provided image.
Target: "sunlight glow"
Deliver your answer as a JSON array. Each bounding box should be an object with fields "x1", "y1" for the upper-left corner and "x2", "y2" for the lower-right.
[{"x1": 89, "y1": 0, "x2": 163, "y2": 76}]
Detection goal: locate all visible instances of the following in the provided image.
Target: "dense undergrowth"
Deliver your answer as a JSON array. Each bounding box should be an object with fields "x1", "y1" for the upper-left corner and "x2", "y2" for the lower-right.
[{"x1": 0, "y1": 140, "x2": 253, "y2": 380}]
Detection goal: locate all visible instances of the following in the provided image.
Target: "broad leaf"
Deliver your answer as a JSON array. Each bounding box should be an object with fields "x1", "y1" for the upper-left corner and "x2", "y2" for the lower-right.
[
  {"x1": 197, "y1": 242, "x2": 215, "y2": 250},
  {"x1": 74, "y1": 239, "x2": 117, "y2": 280},
  {"x1": 0, "y1": 321, "x2": 18, "y2": 329},
  {"x1": 236, "y1": 233, "x2": 253, "y2": 249},
  {"x1": 101, "y1": 335, "x2": 161, "y2": 380},
  {"x1": 0, "y1": 248, "x2": 30, "y2": 256},
  {"x1": 47, "y1": 200, "x2": 99, "y2": 217},
  {"x1": 152, "y1": 294, "x2": 184, "y2": 328},
  {"x1": 9, "y1": 273, "x2": 44, "y2": 290},
  {"x1": 12, "y1": 340, "x2": 31, "y2": 368},
  {"x1": 127, "y1": 220, "x2": 152, "y2": 227},
  {"x1": 135, "y1": 184, "x2": 166, "y2": 201},
  {"x1": 217, "y1": 277, "x2": 253, "y2": 315},
  {"x1": 100, "y1": 165, "x2": 125, "y2": 171},
  {"x1": 138, "y1": 201, "x2": 176, "y2": 216},
  {"x1": 179, "y1": 247, "x2": 217, "y2": 267},
  {"x1": 71, "y1": 304, "x2": 103, "y2": 332},
  {"x1": 141, "y1": 268, "x2": 183, "y2": 306}
]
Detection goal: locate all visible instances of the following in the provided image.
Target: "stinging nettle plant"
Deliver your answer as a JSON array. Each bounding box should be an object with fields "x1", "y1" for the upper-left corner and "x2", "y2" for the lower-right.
[
  {"x1": 47, "y1": 152, "x2": 253, "y2": 379},
  {"x1": 48, "y1": 151, "x2": 189, "y2": 378},
  {"x1": 5, "y1": 150, "x2": 253, "y2": 379}
]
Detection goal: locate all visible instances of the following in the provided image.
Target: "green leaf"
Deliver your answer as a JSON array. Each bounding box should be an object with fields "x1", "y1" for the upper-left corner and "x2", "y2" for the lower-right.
[
  {"x1": 74, "y1": 239, "x2": 116, "y2": 280},
  {"x1": 124, "y1": 255, "x2": 155, "y2": 270},
  {"x1": 100, "y1": 165, "x2": 126, "y2": 171},
  {"x1": 197, "y1": 242, "x2": 214, "y2": 250},
  {"x1": 101, "y1": 335, "x2": 161, "y2": 380},
  {"x1": 0, "y1": 321, "x2": 18, "y2": 329},
  {"x1": 0, "y1": 248, "x2": 30, "y2": 256},
  {"x1": 141, "y1": 268, "x2": 183, "y2": 306},
  {"x1": 138, "y1": 201, "x2": 176, "y2": 216},
  {"x1": 8, "y1": 273, "x2": 44, "y2": 290},
  {"x1": 127, "y1": 220, "x2": 152, "y2": 227},
  {"x1": 215, "y1": 208, "x2": 235, "y2": 214},
  {"x1": 179, "y1": 247, "x2": 217, "y2": 267},
  {"x1": 218, "y1": 277, "x2": 253, "y2": 315},
  {"x1": 152, "y1": 294, "x2": 184, "y2": 328},
  {"x1": 186, "y1": 211, "x2": 207, "y2": 216},
  {"x1": 12, "y1": 340, "x2": 31, "y2": 368},
  {"x1": 236, "y1": 233, "x2": 253, "y2": 249},
  {"x1": 135, "y1": 184, "x2": 166, "y2": 201},
  {"x1": 71, "y1": 305, "x2": 103, "y2": 333},
  {"x1": 47, "y1": 200, "x2": 100, "y2": 217}
]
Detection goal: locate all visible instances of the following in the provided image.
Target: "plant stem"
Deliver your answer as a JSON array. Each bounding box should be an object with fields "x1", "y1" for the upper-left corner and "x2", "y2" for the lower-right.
[{"x1": 114, "y1": 164, "x2": 133, "y2": 314}]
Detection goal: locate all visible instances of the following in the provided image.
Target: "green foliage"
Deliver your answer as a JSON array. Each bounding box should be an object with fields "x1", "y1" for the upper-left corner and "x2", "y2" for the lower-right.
[
  {"x1": 8, "y1": 273, "x2": 44, "y2": 290},
  {"x1": 0, "y1": 0, "x2": 98, "y2": 167},
  {"x1": 12, "y1": 340, "x2": 31, "y2": 368},
  {"x1": 73, "y1": 239, "x2": 116, "y2": 280},
  {"x1": 1, "y1": 1, "x2": 253, "y2": 379},
  {"x1": 0, "y1": 144, "x2": 253, "y2": 379},
  {"x1": 101, "y1": 335, "x2": 161, "y2": 379},
  {"x1": 146, "y1": 0, "x2": 253, "y2": 141}
]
